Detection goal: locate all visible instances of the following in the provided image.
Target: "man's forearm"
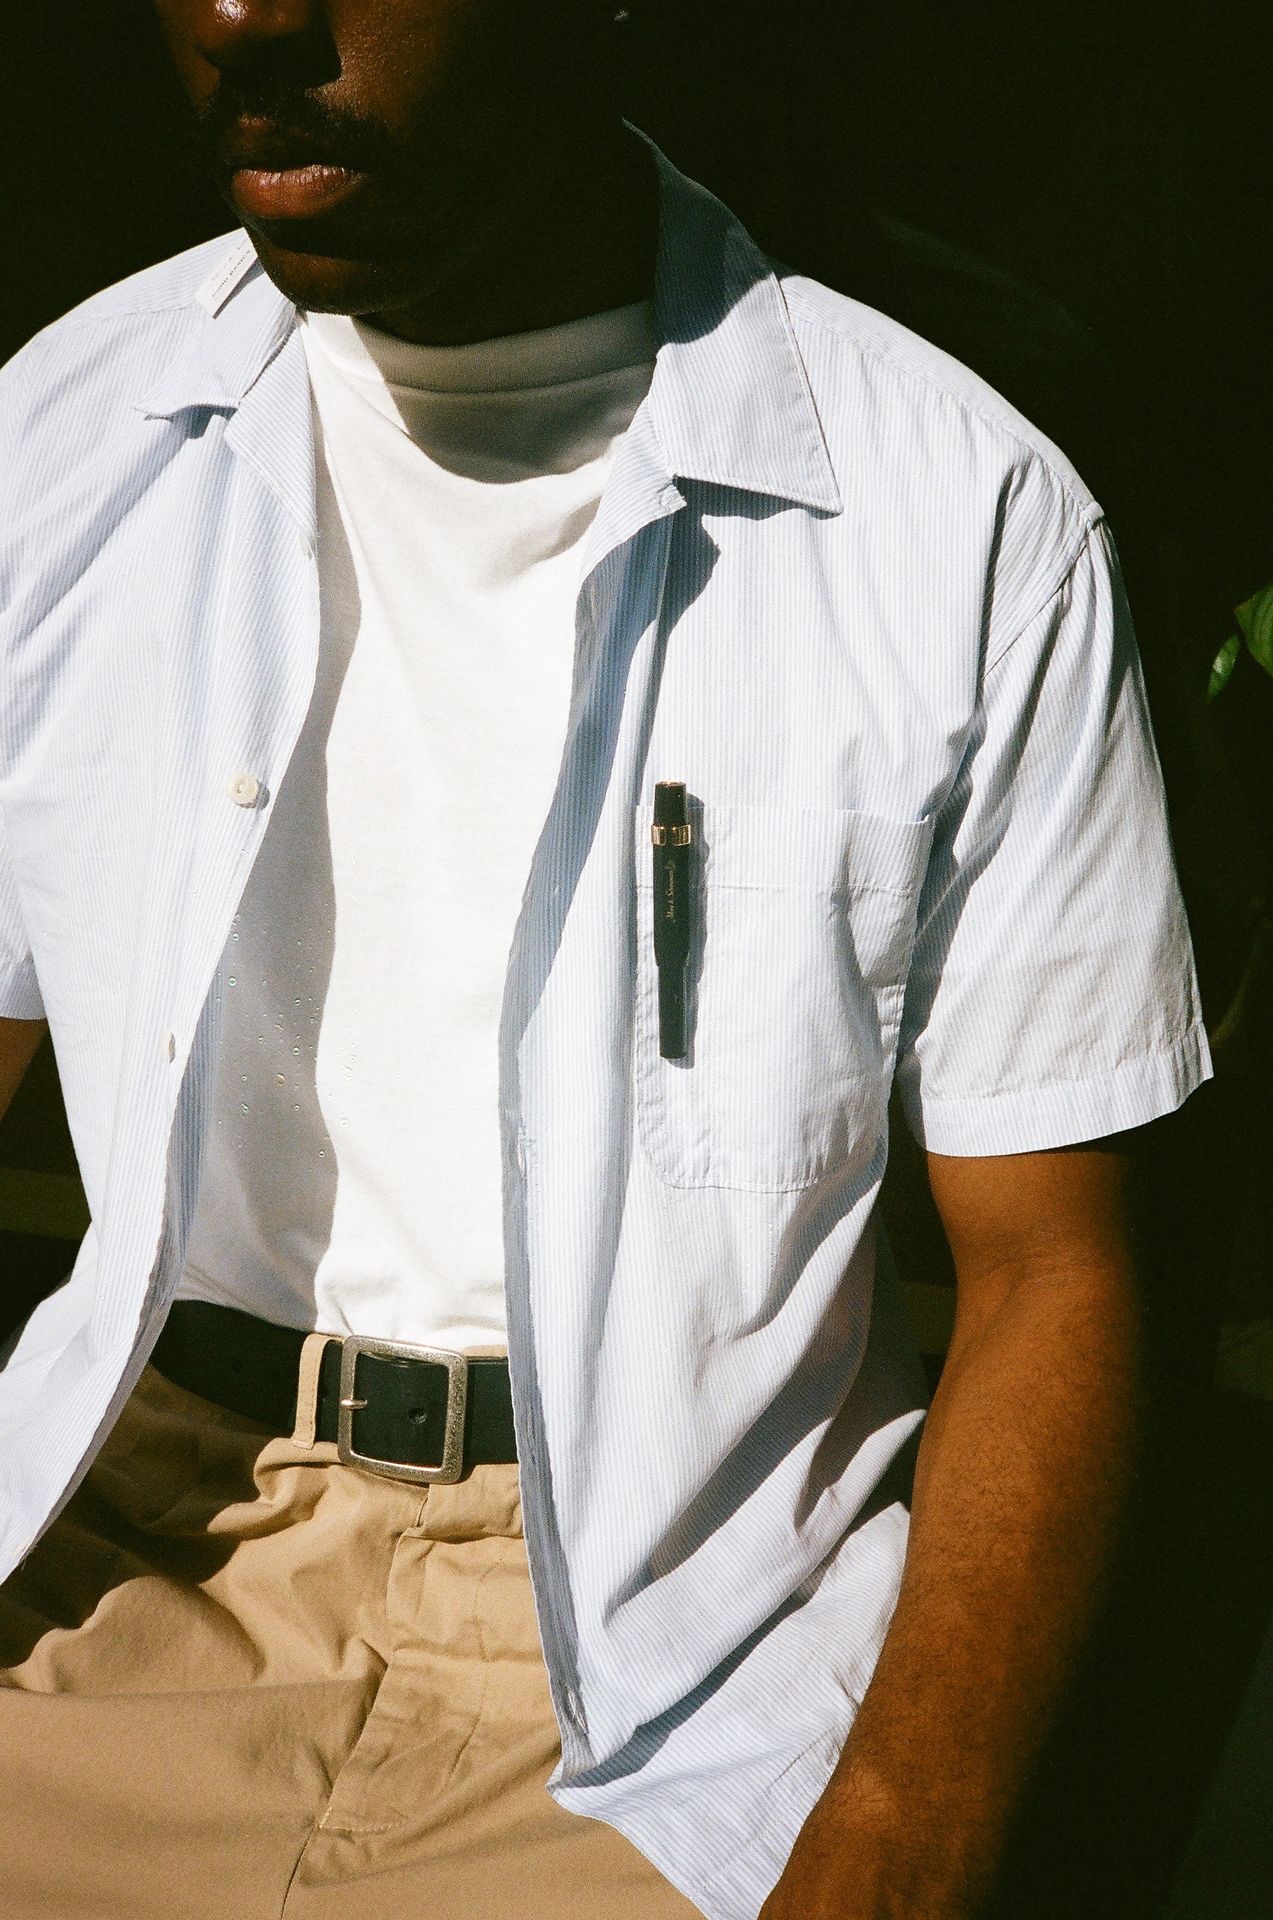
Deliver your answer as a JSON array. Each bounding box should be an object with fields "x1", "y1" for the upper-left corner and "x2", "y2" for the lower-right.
[{"x1": 763, "y1": 1253, "x2": 1148, "y2": 1919}]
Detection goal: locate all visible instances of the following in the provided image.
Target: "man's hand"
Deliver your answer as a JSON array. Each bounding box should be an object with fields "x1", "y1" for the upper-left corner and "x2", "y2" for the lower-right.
[{"x1": 760, "y1": 1137, "x2": 1151, "y2": 1920}]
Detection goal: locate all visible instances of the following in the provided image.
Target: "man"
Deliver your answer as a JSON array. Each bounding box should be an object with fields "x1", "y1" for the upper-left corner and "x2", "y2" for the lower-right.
[{"x1": 0, "y1": 3, "x2": 1209, "y2": 1917}]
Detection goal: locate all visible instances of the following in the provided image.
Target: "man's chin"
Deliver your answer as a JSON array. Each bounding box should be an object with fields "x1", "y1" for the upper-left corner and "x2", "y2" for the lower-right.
[{"x1": 246, "y1": 231, "x2": 437, "y2": 320}]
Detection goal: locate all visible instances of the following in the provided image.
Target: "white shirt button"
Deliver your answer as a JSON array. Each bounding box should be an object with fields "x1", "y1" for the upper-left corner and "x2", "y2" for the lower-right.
[
  {"x1": 163, "y1": 1030, "x2": 176, "y2": 1062},
  {"x1": 226, "y1": 771, "x2": 261, "y2": 808}
]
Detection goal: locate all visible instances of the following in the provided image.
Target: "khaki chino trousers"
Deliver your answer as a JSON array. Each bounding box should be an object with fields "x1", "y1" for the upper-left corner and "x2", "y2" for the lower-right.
[{"x1": 0, "y1": 1364, "x2": 701, "y2": 1919}]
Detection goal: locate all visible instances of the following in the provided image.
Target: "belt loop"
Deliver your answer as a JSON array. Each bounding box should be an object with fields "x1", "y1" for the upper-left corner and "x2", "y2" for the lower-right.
[{"x1": 291, "y1": 1332, "x2": 334, "y2": 1448}]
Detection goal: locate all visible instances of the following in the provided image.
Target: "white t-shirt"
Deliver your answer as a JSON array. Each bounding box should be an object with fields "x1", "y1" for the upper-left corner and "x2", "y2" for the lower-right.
[{"x1": 177, "y1": 298, "x2": 656, "y2": 1348}]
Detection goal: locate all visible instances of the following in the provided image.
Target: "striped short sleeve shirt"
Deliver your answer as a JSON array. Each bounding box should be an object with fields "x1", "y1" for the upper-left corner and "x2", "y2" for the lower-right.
[{"x1": 0, "y1": 132, "x2": 1208, "y2": 1920}]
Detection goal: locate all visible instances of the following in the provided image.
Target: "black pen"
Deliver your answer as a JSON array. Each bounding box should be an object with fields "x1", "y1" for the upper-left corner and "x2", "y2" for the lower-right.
[{"x1": 651, "y1": 780, "x2": 693, "y2": 1059}]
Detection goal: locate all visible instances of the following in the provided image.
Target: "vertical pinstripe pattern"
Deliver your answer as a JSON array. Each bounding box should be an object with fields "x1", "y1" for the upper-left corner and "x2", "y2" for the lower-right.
[{"x1": 0, "y1": 134, "x2": 1208, "y2": 1918}]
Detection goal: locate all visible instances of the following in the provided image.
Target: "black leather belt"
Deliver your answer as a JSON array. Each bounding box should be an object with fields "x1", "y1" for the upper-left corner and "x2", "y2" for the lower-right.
[{"x1": 151, "y1": 1300, "x2": 516, "y2": 1485}]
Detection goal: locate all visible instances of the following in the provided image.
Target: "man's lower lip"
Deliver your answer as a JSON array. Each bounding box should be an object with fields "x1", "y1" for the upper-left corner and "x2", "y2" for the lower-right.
[{"x1": 230, "y1": 164, "x2": 370, "y2": 220}]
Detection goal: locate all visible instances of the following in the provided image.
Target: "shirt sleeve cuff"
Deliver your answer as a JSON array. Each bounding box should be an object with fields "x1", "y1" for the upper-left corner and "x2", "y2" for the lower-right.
[
  {"x1": 899, "y1": 1023, "x2": 1212, "y2": 1157},
  {"x1": 0, "y1": 955, "x2": 45, "y2": 1020}
]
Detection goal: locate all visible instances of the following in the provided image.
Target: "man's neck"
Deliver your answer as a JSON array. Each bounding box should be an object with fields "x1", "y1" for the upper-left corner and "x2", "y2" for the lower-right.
[{"x1": 370, "y1": 123, "x2": 659, "y2": 349}]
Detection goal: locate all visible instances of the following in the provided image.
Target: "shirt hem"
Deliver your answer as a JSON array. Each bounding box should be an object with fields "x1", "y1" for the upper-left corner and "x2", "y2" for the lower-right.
[
  {"x1": 551, "y1": 1728, "x2": 848, "y2": 1920},
  {"x1": 900, "y1": 1022, "x2": 1212, "y2": 1157},
  {"x1": 0, "y1": 960, "x2": 44, "y2": 1020}
]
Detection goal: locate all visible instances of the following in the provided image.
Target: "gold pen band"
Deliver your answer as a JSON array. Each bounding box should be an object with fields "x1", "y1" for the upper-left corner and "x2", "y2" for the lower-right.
[{"x1": 651, "y1": 823, "x2": 692, "y2": 847}]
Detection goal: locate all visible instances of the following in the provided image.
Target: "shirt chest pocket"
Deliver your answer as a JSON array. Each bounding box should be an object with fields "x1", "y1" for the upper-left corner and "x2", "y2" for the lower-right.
[{"x1": 633, "y1": 803, "x2": 933, "y2": 1192}]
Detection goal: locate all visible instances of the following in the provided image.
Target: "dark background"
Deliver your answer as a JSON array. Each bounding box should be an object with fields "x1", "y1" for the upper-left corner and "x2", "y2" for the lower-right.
[
  {"x1": 2, "y1": 3, "x2": 1271, "y2": 1914},
  {"x1": 4, "y1": 0, "x2": 1271, "y2": 647}
]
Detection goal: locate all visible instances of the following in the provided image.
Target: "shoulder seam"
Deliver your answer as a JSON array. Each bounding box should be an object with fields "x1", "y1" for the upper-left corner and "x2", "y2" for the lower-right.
[
  {"x1": 2, "y1": 299, "x2": 199, "y2": 390},
  {"x1": 7, "y1": 233, "x2": 242, "y2": 356},
  {"x1": 30, "y1": 297, "x2": 199, "y2": 336},
  {"x1": 783, "y1": 281, "x2": 1096, "y2": 521},
  {"x1": 984, "y1": 512, "x2": 1105, "y2": 677}
]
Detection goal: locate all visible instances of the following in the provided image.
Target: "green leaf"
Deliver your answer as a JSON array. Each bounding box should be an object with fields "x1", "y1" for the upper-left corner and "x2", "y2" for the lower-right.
[
  {"x1": 1235, "y1": 582, "x2": 1273, "y2": 678},
  {"x1": 1209, "y1": 633, "x2": 1241, "y2": 700}
]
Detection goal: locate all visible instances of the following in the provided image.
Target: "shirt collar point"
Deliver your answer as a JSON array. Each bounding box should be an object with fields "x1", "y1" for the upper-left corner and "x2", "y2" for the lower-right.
[
  {"x1": 638, "y1": 137, "x2": 843, "y2": 516},
  {"x1": 136, "y1": 243, "x2": 295, "y2": 420}
]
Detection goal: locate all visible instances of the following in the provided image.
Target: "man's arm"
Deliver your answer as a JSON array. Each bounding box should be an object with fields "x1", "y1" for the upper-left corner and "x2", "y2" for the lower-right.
[
  {"x1": 0, "y1": 1017, "x2": 45, "y2": 1124},
  {"x1": 0, "y1": 1018, "x2": 50, "y2": 1335},
  {"x1": 762, "y1": 1138, "x2": 1150, "y2": 1920}
]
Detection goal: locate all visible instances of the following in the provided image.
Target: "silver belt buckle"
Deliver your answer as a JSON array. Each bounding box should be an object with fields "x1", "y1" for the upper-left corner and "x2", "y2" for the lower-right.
[{"x1": 336, "y1": 1336, "x2": 469, "y2": 1485}]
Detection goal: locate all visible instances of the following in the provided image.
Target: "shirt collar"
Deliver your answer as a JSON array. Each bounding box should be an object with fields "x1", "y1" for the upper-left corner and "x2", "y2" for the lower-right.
[
  {"x1": 139, "y1": 130, "x2": 841, "y2": 517},
  {"x1": 641, "y1": 134, "x2": 841, "y2": 514}
]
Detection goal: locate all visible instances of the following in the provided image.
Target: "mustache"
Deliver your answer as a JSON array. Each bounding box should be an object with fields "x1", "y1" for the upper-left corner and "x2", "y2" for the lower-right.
[{"x1": 190, "y1": 80, "x2": 395, "y2": 176}]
